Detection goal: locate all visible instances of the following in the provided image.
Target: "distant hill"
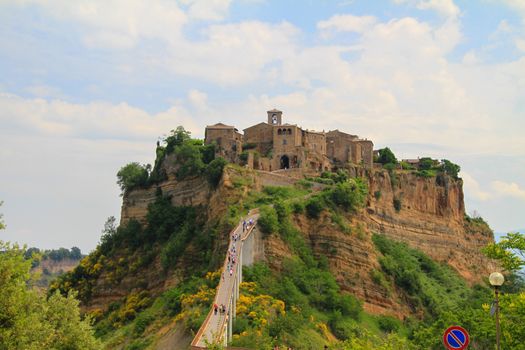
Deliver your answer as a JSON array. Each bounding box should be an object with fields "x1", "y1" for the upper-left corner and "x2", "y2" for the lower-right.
[{"x1": 27, "y1": 247, "x2": 83, "y2": 289}]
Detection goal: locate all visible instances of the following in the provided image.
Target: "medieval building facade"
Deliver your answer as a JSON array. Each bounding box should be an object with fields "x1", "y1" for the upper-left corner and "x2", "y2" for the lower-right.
[{"x1": 205, "y1": 109, "x2": 373, "y2": 171}]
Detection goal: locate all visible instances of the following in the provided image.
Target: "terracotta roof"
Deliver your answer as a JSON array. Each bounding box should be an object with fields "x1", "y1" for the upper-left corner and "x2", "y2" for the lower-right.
[{"x1": 206, "y1": 122, "x2": 235, "y2": 129}]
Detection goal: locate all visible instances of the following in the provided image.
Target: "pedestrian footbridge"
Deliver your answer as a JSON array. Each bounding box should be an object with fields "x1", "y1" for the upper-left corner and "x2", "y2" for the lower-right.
[{"x1": 190, "y1": 209, "x2": 259, "y2": 349}]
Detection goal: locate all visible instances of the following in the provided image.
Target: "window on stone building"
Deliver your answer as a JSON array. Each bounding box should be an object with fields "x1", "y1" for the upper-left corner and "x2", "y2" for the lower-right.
[
  {"x1": 278, "y1": 129, "x2": 282, "y2": 135},
  {"x1": 287, "y1": 129, "x2": 292, "y2": 135},
  {"x1": 283, "y1": 139, "x2": 287, "y2": 145}
]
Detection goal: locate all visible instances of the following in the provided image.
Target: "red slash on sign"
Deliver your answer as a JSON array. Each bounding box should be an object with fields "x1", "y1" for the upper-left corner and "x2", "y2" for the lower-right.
[{"x1": 443, "y1": 325, "x2": 470, "y2": 350}]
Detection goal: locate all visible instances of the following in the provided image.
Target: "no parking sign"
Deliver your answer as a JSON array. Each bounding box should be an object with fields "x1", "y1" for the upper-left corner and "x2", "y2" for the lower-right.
[{"x1": 443, "y1": 325, "x2": 470, "y2": 350}]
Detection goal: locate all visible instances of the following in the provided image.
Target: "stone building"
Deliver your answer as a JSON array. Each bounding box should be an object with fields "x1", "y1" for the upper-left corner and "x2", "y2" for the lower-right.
[
  {"x1": 204, "y1": 123, "x2": 243, "y2": 163},
  {"x1": 204, "y1": 109, "x2": 373, "y2": 172}
]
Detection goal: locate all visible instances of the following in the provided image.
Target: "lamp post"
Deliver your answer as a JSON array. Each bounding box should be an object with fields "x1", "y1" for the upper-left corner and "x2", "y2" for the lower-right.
[{"x1": 489, "y1": 272, "x2": 505, "y2": 350}]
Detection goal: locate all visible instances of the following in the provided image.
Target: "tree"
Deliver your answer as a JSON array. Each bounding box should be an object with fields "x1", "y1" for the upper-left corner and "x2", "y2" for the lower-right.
[
  {"x1": 174, "y1": 142, "x2": 205, "y2": 179},
  {"x1": 206, "y1": 157, "x2": 227, "y2": 187},
  {"x1": 258, "y1": 206, "x2": 279, "y2": 234},
  {"x1": 377, "y1": 147, "x2": 397, "y2": 165},
  {"x1": 484, "y1": 232, "x2": 525, "y2": 272},
  {"x1": 116, "y1": 162, "x2": 149, "y2": 194},
  {"x1": 0, "y1": 241, "x2": 101, "y2": 349},
  {"x1": 418, "y1": 157, "x2": 434, "y2": 170},
  {"x1": 165, "y1": 126, "x2": 192, "y2": 154},
  {"x1": 70, "y1": 246, "x2": 82, "y2": 260},
  {"x1": 441, "y1": 159, "x2": 460, "y2": 179}
]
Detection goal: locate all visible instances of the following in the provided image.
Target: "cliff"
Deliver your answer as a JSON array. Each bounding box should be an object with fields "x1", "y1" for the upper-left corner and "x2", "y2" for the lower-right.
[
  {"x1": 256, "y1": 169, "x2": 494, "y2": 317},
  {"x1": 115, "y1": 166, "x2": 494, "y2": 320}
]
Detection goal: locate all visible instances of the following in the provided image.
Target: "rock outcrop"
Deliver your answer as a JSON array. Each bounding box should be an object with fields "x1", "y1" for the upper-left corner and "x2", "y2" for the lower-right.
[{"x1": 116, "y1": 166, "x2": 493, "y2": 318}]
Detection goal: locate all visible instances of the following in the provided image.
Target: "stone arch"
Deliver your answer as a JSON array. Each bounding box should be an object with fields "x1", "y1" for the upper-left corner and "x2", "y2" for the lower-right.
[
  {"x1": 287, "y1": 128, "x2": 292, "y2": 135},
  {"x1": 277, "y1": 129, "x2": 282, "y2": 135}
]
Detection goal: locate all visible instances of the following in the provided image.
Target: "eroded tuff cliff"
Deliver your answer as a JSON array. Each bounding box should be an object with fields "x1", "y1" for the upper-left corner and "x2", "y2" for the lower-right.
[
  {"x1": 250, "y1": 169, "x2": 494, "y2": 317},
  {"x1": 115, "y1": 166, "x2": 493, "y2": 319}
]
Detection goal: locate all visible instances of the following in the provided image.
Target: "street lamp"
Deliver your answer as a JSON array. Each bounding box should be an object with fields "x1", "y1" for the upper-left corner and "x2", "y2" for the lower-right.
[{"x1": 489, "y1": 272, "x2": 505, "y2": 350}]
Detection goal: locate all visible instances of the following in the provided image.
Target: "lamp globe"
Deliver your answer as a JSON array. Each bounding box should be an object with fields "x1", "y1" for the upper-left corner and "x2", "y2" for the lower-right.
[{"x1": 489, "y1": 272, "x2": 505, "y2": 287}]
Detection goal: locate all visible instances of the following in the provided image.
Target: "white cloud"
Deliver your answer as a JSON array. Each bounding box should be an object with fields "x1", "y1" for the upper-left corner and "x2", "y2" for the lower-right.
[
  {"x1": 516, "y1": 38, "x2": 525, "y2": 52},
  {"x1": 416, "y1": 0, "x2": 460, "y2": 18},
  {"x1": 11, "y1": 0, "x2": 189, "y2": 48},
  {"x1": 25, "y1": 84, "x2": 65, "y2": 99},
  {"x1": 317, "y1": 14, "x2": 377, "y2": 33},
  {"x1": 0, "y1": 92, "x2": 200, "y2": 140},
  {"x1": 462, "y1": 172, "x2": 491, "y2": 201},
  {"x1": 181, "y1": 0, "x2": 232, "y2": 21},
  {"x1": 393, "y1": 0, "x2": 460, "y2": 18},
  {"x1": 491, "y1": 181, "x2": 525, "y2": 201}
]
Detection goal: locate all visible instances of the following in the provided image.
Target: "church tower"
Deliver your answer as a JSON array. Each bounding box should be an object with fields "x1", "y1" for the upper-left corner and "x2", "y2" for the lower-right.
[{"x1": 267, "y1": 108, "x2": 282, "y2": 125}]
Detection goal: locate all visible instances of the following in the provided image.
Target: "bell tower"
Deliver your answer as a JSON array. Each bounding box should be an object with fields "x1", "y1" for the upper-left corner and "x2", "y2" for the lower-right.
[{"x1": 267, "y1": 108, "x2": 282, "y2": 125}]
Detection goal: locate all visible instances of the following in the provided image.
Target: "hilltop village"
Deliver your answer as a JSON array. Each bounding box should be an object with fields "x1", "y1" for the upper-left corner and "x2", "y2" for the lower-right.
[{"x1": 204, "y1": 109, "x2": 374, "y2": 172}]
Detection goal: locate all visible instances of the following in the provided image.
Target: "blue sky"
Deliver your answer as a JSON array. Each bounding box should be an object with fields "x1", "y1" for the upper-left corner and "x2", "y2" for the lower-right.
[{"x1": 0, "y1": 0, "x2": 524, "y2": 252}]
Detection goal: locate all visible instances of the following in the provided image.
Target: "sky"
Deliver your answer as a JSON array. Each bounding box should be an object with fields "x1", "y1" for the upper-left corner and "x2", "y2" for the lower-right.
[{"x1": 0, "y1": 0, "x2": 524, "y2": 253}]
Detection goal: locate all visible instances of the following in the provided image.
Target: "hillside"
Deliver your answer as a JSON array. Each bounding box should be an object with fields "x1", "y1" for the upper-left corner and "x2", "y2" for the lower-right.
[{"x1": 50, "y1": 130, "x2": 497, "y2": 349}]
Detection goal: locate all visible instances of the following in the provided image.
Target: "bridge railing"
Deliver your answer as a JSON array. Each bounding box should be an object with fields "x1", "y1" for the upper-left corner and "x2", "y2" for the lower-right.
[
  {"x1": 215, "y1": 215, "x2": 258, "y2": 344},
  {"x1": 190, "y1": 212, "x2": 258, "y2": 349},
  {"x1": 190, "y1": 220, "x2": 242, "y2": 349}
]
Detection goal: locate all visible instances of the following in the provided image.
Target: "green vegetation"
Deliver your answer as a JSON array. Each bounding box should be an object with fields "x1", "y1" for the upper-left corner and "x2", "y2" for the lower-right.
[
  {"x1": 25, "y1": 246, "x2": 83, "y2": 265},
  {"x1": 305, "y1": 178, "x2": 368, "y2": 219},
  {"x1": 51, "y1": 194, "x2": 208, "y2": 303},
  {"x1": 258, "y1": 205, "x2": 279, "y2": 235},
  {"x1": 393, "y1": 198, "x2": 401, "y2": 212},
  {"x1": 116, "y1": 162, "x2": 149, "y2": 194},
  {"x1": 373, "y1": 233, "x2": 479, "y2": 317},
  {"x1": 484, "y1": 231, "x2": 525, "y2": 272},
  {"x1": 441, "y1": 159, "x2": 461, "y2": 179},
  {"x1": 377, "y1": 147, "x2": 397, "y2": 165},
  {"x1": 0, "y1": 241, "x2": 100, "y2": 349},
  {"x1": 116, "y1": 126, "x2": 227, "y2": 194}
]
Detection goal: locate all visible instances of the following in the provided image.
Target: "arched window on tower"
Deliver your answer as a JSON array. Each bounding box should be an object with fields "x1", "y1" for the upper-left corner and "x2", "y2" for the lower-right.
[
  {"x1": 287, "y1": 128, "x2": 292, "y2": 135},
  {"x1": 278, "y1": 129, "x2": 282, "y2": 135}
]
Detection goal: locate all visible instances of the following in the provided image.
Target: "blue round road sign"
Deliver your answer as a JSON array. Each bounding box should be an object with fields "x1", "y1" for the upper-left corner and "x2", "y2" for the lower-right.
[{"x1": 443, "y1": 325, "x2": 470, "y2": 350}]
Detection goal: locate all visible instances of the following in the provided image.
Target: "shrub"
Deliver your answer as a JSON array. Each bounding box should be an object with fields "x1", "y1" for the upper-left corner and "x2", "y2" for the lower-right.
[
  {"x1": 174, "y1": 142, "x2": 205, "y2": 179},
  {"x1": 306, "y1": 195, "x2": 324, "y2": 219},
  {"x1": 200, "y1": 143, "x2": 216, "y2": 164},
  {"x1": 258, "y1": 206, "x2": 279, "y2": 234},
  {"x1": 205, "y1": 157, "x2": 227, "y2": 187},
  {"x1": 377, "y1": 315, "x2": 401, "y2": 333},
  {"x1": 116, "y1": 162, "x2": 149, "y2": 194},
  {"x1": 330, "y1": 179, "x2": 367, "y2": 212},
  {"x1": 441, "y1": 159, "x2": 460, "y2": 179},
  {"x1": 133, "y1": 313, "x2": 155, "y2": 335},
  {"x1": 416, "y1": 169, "x2": 436, "y2": 178},
  {"x1": 161, "y1": 288, "x2": 184, "y2": 315},
  {"x1": 393, "y1": 198, "x2": 401, "y2": 212},
  {"x1": 239, "y1": 151, "x2": 249, "y2": 164},
  {"x1": 418, "y1": 157, "x2": 435, "y2": 170},
  {"x1": 377, "y1": 147, "x2": 397, "y2": 165},
  {"x1": 400, "y1": 161, "x2": 415, "y2": 170},
  {"x1": 329, "y1": 311, "x2": 359, "y2": 340},
  {"x1": 291, "y1": 201, "x2": 305, "y2": 214},
  {"x1": 274, "y1": 200, "x2": 290, "y2": 221},
  {"x1": 165, "y1": 126, "x2": 191, "y2": 154}
]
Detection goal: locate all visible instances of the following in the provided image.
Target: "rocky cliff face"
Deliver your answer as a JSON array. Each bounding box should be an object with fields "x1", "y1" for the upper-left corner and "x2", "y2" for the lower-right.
[
  {"x1": 115, "y1": 165, "x2": 493, "y2": 319},
  {"x1": 256, "y1": 169, "x2": 494, "y2": 317},
  {"x1": 365, "y1": 170, "x2": 493, "y2": 283}
]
